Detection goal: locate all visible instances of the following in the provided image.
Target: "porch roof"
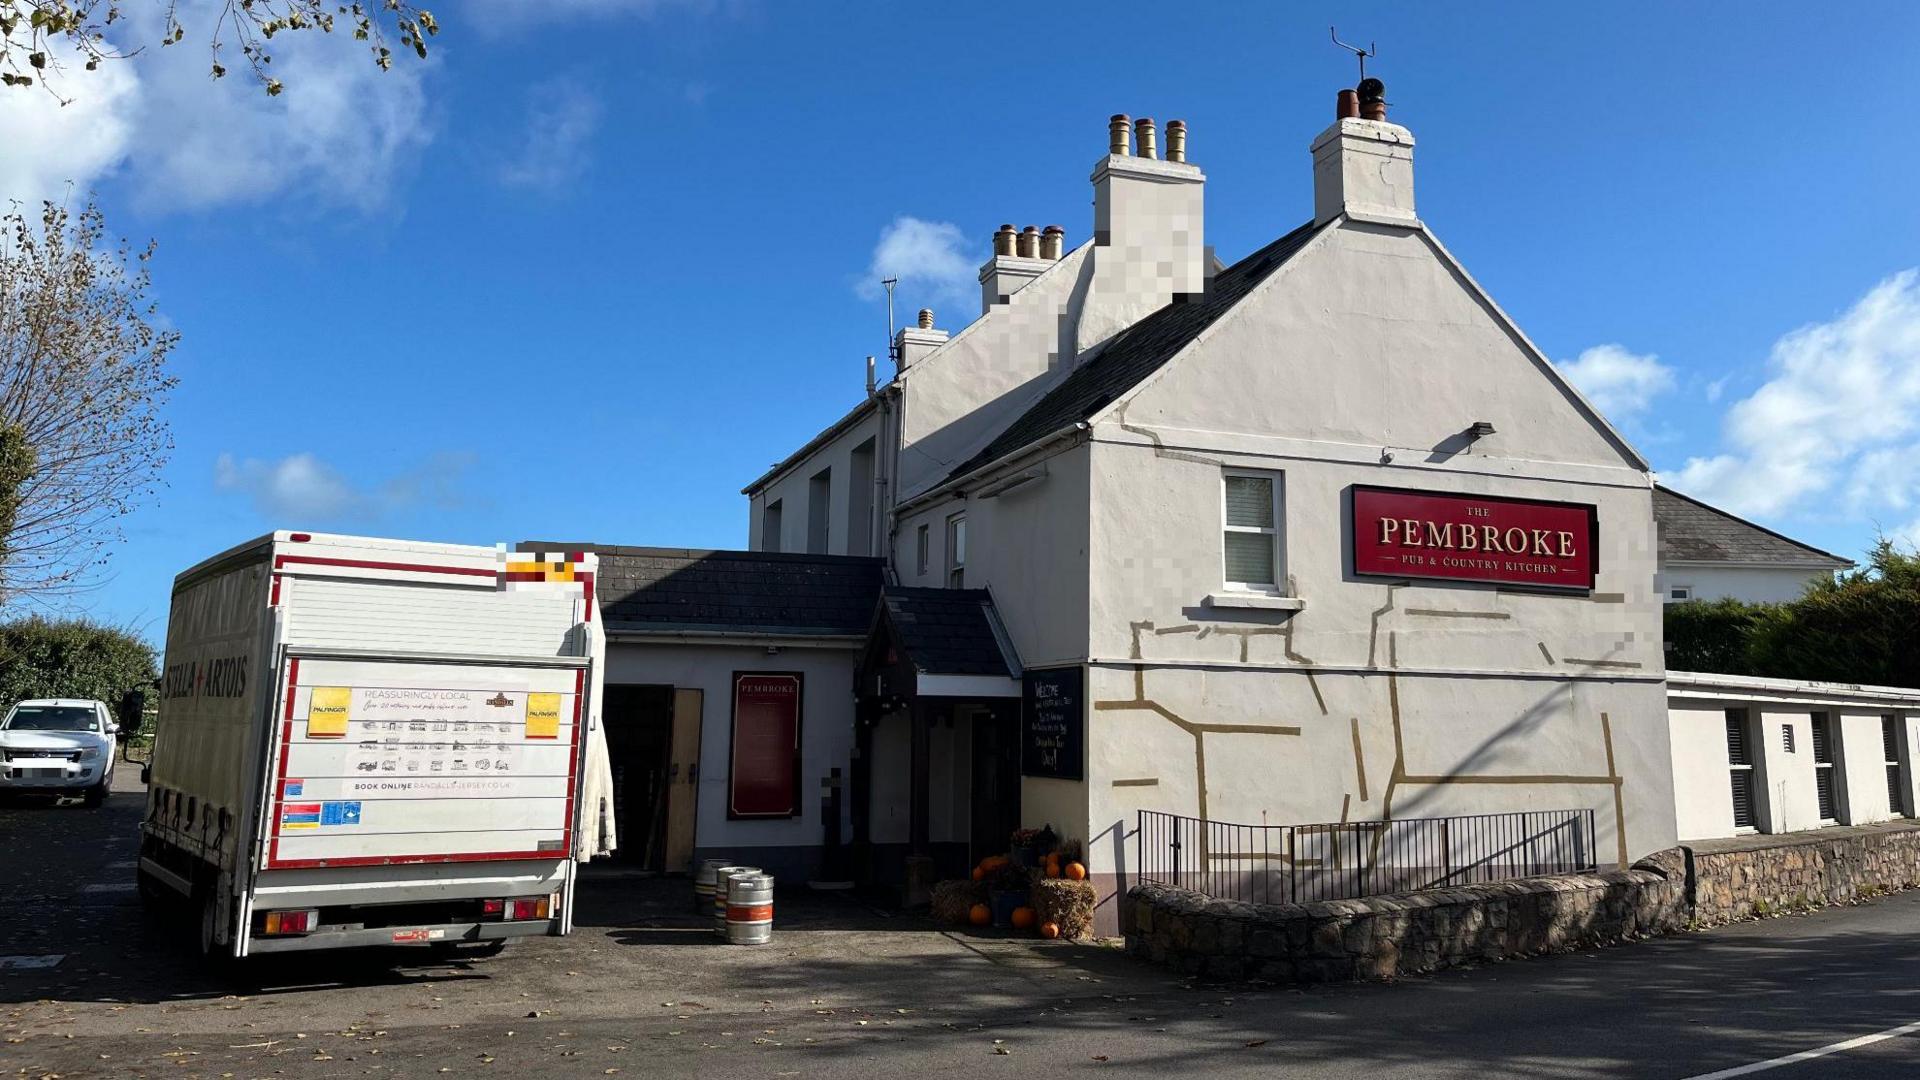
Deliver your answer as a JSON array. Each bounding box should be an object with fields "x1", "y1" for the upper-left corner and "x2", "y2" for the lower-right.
[{"x1": 877, "y1": 585, "x2": 1021, "y2": 679}]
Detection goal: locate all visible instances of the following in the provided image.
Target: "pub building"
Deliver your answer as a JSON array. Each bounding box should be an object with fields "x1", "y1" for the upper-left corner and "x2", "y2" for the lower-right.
[{"x1": 529, "y1": 85, "x2": 1916, "y2": 932}]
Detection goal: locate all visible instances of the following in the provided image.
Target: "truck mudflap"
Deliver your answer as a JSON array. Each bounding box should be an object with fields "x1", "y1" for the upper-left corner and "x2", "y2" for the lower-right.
[{"x1": 246, "y1": 917, "x2": 558, "y2": 955}]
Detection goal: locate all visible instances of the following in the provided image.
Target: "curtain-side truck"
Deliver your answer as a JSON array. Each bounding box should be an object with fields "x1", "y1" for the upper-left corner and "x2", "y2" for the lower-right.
[{"x1": 138, "y1": 532, "x2": 617, "y2": 959}]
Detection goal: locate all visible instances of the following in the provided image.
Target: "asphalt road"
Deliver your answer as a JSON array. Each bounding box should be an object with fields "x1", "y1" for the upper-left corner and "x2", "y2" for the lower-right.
[{"x1": 4, "y1": 769, "x2": 1919, "y2": 1079}]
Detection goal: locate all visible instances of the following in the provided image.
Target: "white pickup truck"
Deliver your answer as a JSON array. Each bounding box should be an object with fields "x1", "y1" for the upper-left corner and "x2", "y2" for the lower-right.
[{"x1": 139, "y1": 531, "x2": 616, "y2": 959}]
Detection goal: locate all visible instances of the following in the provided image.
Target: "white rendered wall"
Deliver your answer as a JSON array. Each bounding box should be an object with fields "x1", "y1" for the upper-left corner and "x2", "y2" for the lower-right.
[
  {"x1": 1075, "y1": 220, "x2": 1676, "y2": 887},
  {"x1": 747, "y1": 408, "x2": 884, "y2": 556},
  {"x1": 1657, "y1": 564, "x2": 1832, "y2": 605},
  {"x1": 1668, "y1": 705, "x2": 1738, "y2": 841},
  {"x1": 601, "y1": 640, "x2": 859, "y2": 856}
]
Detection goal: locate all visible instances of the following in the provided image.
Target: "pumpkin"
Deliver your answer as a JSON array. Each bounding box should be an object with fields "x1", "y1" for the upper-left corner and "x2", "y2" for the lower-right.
[
  {"x1": 1010, "y1": 906, "x2": 1036, "y2": 930},
  {"x1": 972, "y1": 866, "x2": 985, "y2": 882},
  {"x1": 969, "y1": 903, "x2": 991, "y2": 926},
  {"x1": 1039, "y1": 921, "x2": 1061, "y2": 939},
  {"x1": 1064, "y1": 862, "x2": 1087, "y2": 881},
  {"x1": 1044, "y1": 862, "x2": 1060, "y2": 879}
]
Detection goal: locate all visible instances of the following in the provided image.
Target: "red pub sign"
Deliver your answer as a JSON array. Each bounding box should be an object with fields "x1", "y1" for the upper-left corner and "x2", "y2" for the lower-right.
[
  {"x1": 1351, "y1": 486, "x2": 1598, "y2": 590},
  {"x1": 729, "y1": 673, "x2": 802, "y2": 819}
]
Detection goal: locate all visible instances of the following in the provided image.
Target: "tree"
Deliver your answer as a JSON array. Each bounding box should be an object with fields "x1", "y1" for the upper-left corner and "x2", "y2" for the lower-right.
[
  {"x1": 1748, "y1": 539, "x2": 1920, "y2": 689},
  {"x1": 0, "y1": 423, "x2": 30, "y2": 575},
  {"x1": 1, "y1": 1, "x2": 438, "y2": 98},
  {"x1": 0, "y1": 615, "x2": 156, "y2": 732},
  {"x1": 0, "y1": 199, "x2": 176, "y2": 603},
  {"x1": 1664, "y1": 538, "x2": 1920, "y2": 689}
]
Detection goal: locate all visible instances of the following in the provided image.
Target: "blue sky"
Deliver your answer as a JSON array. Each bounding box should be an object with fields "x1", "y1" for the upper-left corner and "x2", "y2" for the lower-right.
[{"x1": 3, "y1": 2, "x2": 1918, "y2": 642}]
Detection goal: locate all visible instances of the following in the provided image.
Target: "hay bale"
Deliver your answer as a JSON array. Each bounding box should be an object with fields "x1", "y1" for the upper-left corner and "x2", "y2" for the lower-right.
[
  {"x1": 931, "y1": 879, "x2": 988, "y2": 925},
  {"x1": 1032, "y1": 878, "x2": 1097, "y2": 939}
]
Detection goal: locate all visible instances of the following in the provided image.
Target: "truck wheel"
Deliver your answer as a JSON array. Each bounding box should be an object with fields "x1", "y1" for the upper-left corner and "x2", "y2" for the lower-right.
[{"x1": 197, "y1": 889, "x2": 227, "y2": 961}]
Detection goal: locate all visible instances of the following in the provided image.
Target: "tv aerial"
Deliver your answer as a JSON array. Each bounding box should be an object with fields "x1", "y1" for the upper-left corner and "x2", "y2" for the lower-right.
[{"x1": 1329, "y1": 26, "x2": 1376, "y2": 83}]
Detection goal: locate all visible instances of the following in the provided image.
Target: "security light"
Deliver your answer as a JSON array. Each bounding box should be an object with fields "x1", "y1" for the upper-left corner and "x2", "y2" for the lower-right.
[{"x1": 1467, "y1": 421, "x2": 1497, "y2": 439}]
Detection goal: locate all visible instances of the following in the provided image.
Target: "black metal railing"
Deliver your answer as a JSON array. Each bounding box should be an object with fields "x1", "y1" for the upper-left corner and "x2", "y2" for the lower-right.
[{"x1": 1135, "y1": 807, "x2": 1597, "y2": 905}]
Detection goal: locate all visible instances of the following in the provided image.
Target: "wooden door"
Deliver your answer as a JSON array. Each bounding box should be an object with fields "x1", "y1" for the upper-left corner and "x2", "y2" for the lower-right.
[{"x1": 663, "y1": 688, "x2": 704, "y2": 873}]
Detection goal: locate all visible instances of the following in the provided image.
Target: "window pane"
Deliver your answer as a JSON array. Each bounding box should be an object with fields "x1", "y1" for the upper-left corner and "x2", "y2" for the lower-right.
[
  {"x1": 1224, "y1": 476, "x2": 1273, "y2": 528},
  {"x1": 1224, "y1": 531, "x2": 1274, "y2": 585}
]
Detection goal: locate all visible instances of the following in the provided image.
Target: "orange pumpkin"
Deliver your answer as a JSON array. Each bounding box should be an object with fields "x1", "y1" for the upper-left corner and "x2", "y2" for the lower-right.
[
  {"x1": 1044, "y1": 862, "x2": 1061, "y2": 879},
  {"x1": 1064, "y1": 862, "x2": 1088, "y2": 881},
  {"x1": 1010, "y1": 906, "x2": 1037, "y2": 930},
  {"x1": 971, "y1": 866, "x2": 986, "y2": 881},
  {"x1": 968, "y1": 903, "x2": 991, "y2": 926},
  {"x1": 1039, "y1": 921, "x2": 1061, "y2": 939}
]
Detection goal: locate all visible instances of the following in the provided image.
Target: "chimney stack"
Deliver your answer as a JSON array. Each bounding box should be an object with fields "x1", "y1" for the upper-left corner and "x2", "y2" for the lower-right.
[
  {"x1": 894, "y1": 310, "x2": 949, "y2": 373},
  {"x1": 1312, "y1": 79, "x2": 1416, "y2": 227},
  {"x1": 979, "y1": 221, "x2": 1059, "y2": 312},
  {"x1": 1072, "y1": 110, "x2": 1206, "y2": 356}
]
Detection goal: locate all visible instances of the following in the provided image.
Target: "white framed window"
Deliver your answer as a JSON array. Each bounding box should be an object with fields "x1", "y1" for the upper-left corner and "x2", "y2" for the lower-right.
[
  {"x1": 1726, "y1": 708, "x2": 1757, "y2": 831},
  {"x1": 916, "y1": 524, "x2": 930, "y2": 577},
  {"x1": 1882, "y1": 714, "x2": 1907, "y2": 818},
  {"x1": 1667, "y1": 585, "x2": 1693, "y2": 603},
  {"x1": 1222, "y1": 471, "x2": 1283, "y2": 592},
  {"x1": 945, "y1": 513, "x2": 967, "y2": 589},
  {"x1": 1811, "y1": 712, "x2": 1841, "y2": 823}
]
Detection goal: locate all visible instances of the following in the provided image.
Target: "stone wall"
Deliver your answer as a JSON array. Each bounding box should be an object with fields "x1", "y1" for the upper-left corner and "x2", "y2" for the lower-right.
[
  {"x1": 1123, "y1": 822, "x2": 1920, "y2": 982},
  {"x1": 1686, "y1": 821, "x2": 1920, "y2": 926},
  {"x1": 1124, "y1": 849, "x2": 1688, "y2": 983}
]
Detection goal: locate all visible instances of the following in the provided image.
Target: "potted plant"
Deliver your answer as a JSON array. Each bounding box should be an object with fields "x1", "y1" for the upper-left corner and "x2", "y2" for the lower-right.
[
  {"x1": 1009, "y1": 827, "x2": 1041, "y2": 869},
  {"x1": 986, "y1": 861, "x2": 1031, "y2": 928}
]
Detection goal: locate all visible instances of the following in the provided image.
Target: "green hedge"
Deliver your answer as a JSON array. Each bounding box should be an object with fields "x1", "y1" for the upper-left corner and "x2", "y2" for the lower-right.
[
  {"x1": 1667, "y1": 540, "x2": 1919, "y2": 688},
  {"x1": 0, "y1": 617, "x2": 157, "y2": 732}
]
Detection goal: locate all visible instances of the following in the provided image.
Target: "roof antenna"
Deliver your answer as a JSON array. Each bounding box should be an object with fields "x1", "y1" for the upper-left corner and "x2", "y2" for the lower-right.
[
  {"x1": 1329, "y1": 26, "x2": 1376, "y2": 83},
  {"x1": 882, "y1": 277, "x2": 900, "y2": 367}
]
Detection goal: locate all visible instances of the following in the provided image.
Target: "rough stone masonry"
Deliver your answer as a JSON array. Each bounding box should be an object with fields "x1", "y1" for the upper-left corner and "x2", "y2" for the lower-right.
[{"x1": 1124, "y1": 822, "x2": 1920, "y2": 983}]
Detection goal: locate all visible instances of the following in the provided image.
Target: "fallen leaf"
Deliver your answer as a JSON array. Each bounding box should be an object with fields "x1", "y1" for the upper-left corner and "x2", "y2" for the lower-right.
[{"x1": 1245, "y1": 1039, "x2": 1268, "y2": 1048}]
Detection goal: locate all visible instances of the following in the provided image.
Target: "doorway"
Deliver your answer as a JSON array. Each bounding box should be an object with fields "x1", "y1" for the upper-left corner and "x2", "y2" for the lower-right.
[
  {"x1": 602, "y1": 684, "x2": 704, "y2": 873},
  {"x1": 969, "y1": 705, "x2": 1022, "y2": 867}
]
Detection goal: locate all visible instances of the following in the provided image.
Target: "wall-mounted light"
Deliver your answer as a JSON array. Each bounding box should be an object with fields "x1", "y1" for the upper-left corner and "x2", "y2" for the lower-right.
[{"x1": 1466, "y1": 421, "x2": 1497, "y2": 439}]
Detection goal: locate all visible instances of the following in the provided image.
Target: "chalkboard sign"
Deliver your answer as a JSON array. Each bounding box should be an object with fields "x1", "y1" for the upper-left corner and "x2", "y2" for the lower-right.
[{"x1": 1022, "y1": 666, "x2": 1084, "y2": 781}]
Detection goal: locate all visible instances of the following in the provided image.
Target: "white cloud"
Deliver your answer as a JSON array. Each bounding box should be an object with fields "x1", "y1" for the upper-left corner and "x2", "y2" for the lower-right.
[
  {"x1": 860, "y1": 216, "x2": 974, "y2": 308},
  {"x1": 1705, "y1": 374, "x2": 1730, "y2": 403},
  {"x1": 0, "y1": 2, "x2": 432, "y2": 212},
  {"x1": 498, "y1": 79, "x2": 603, "y2": 190},
  {"x1": 215, "y1": 451, "x2": 471, "y2": 522},
  {"x1": 1559, "y1": 344, "x2": 1677, "y2": 419},
  {"x1": 1666, "y1": 269, "x2": 1920, "y2": 521}
]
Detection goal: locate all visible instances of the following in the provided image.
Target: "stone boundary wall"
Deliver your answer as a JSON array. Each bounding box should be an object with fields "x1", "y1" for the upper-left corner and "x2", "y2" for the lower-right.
[
  {"x1": 1125, "y1": 825, "x2": 1920, "y2": 982},
  {"x1": 1687, "y1": 823, "x2": 1920, "y2": 926},
  {"x1": 1124, "y1": 849, "x2": 1688, "y2": 983}
]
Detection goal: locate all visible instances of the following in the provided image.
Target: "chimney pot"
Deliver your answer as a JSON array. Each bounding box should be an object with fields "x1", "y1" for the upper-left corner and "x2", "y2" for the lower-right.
[
  {"x1": 1337, "y1": 88, "x2": 1360, "y2": 119},
  {"x1": 1109, "y1": 113, "x2": 1132, "y2": 156},
  {"x1": 993, "y1": 223, "x2": 1017, "y2": 257},
  {"x1": 1358, "y1": 77, "x2": 1386, "y2": 121},
  {"x1": 1040, "y1": 225, "x2": 1064, "y2": 261},
  {"x1": 1166, "y1": 119, "x2": 1187, "y2": 163},
  {"x1": 1016, "y1": 225, "x2": 1041, "y2": 258},
  {"x1": 1133, "y1": 117, "x2": 1158, "y2": 159},
  {"x1": 917, "y1": 308, "x2": 935, "y2": 330}
]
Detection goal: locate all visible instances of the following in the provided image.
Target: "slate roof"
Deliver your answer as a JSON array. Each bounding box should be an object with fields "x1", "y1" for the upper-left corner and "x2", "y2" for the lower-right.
[
  {"x1": 878, "y1": 585, "x2": 1017, "y2": 677},
  {"x1": 1652, "y1": 486, "x2": 1852, "y2": 568},
  {"x1": 947, "y1": 219, "x2": 1324, "y2": 482},
  {"x1": 522, "y1": 543, "x2": 885, "y2": 637}
]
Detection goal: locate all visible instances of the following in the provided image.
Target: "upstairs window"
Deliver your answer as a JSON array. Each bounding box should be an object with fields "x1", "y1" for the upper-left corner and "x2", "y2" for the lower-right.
[
  {"x1": 916, "y1": 524, "x2": 930, "y2": 578},
  {"x1": 761, "y1": 500, "x2": 784, "y2": 553},
  {"x1": 1222, "y1": 472, "x2": 1283, "y2": 592},
  {"x1": 946, "y1": 513, "x2": 967, "y2": 589}
]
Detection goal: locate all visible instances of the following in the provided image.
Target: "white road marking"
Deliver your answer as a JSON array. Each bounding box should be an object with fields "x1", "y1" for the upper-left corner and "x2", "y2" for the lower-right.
[
  {"x1": 80, "y1": 881, "x2": 136, "y2": 893},
  {"x1": 105, "y1": 859, "x2": 136, "y2": 870},
  {"x1": 1680, "y1": 1020, "x2": 1920, "y2": 1079}
]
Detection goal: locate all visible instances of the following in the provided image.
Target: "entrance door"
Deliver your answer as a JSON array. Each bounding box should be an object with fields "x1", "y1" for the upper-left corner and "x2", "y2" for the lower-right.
[
  {"x1": 969, "y1": 705, "x2": 1022, "y2": 866},
  {"x1": 603, "y1": 684, "x2": 674, "y2": 869},
  {"x1": 662, "y1": 688, "x2": 703, "y2": 873}
]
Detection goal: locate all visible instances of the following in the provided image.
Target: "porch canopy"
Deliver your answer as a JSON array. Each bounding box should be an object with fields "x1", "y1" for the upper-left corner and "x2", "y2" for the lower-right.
[{"x1": 853, "y1": 586, "x2": 1022, "y2": 899}]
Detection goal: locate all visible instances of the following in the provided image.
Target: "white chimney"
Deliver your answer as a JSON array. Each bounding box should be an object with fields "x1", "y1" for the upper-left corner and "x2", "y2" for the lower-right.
[
  {"x1": 1311, "y1": 86, "x2": 1416, "y2": 227},
  {"x1": 1072, "y1": 114, "x2": 1205, "y2": 357},
  {"x1": 894, "y1": 308, "x2": 948, "y2": 373},
  {"x1": 978, "y1": 224, "x2": 1062, "y2": 313}
]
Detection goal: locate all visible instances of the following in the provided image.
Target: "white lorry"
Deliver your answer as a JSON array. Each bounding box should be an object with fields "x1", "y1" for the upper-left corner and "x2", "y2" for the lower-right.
[{"x1": 139, "y1": 531, "x2": 616, "y2": 959}]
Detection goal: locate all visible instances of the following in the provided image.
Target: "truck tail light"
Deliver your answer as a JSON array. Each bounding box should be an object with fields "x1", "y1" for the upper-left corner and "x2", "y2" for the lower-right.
[
  {"x1": 509, "y1": 896, "x2": 551, "y2": 921},
  {"x1": 262, "y1": 909, "x2": 317, "y2": 935},
  {"x1": 480, "y1": 899, "x2": 506, "y2": 920}
]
